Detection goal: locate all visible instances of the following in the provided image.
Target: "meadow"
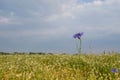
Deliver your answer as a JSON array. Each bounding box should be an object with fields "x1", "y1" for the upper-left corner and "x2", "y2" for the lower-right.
[{"x1": 0, "y1": 52, "x2": 120, "y2": 80}]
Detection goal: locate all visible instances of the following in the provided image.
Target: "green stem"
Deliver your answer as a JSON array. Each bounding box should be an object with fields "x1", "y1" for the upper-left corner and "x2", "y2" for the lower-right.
[
  {"x1": 79, "y1": 38, "x2": 82, "y2": 54},
  {"x1": 75, "y1": 38, "x2": 82, "y2": 54}
]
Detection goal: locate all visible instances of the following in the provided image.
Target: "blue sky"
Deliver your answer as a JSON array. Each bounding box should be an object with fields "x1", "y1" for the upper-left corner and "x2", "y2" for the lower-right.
[{"x1": 0, "y1": 0, "x2": 120, "y2": 53}]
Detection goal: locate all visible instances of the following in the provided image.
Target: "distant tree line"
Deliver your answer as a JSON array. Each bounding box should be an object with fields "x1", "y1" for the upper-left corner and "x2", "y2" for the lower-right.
[
  {"x1": 0, "y1": 52, "x2": 46, "y2": 55},
  {"x1": 29, "y1": 52, "x2": 46, "y2": 55},
  {"x1": 0, "y1": 52, "x2": 68, "y2": 55},
  {"x1": 0, "y1": 52, "x2": 69, "y2": 55},
  {"x1": 0, "y1": 51, "x2": 120, "y2": 55},
  {"x1": 0, "y1": 52, "x2": 10, "y2": 55}
]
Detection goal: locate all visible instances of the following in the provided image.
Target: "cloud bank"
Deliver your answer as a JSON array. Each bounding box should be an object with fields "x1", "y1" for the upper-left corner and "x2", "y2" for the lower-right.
[{"x1": 0, "y1": 0, "x2": 120, "y2": 53}]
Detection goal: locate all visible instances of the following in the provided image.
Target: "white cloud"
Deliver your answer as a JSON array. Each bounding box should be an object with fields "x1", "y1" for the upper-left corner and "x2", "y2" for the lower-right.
[
  {"x1": 45, "y1": 14, "x2": 59, "y2": 22},
  {"x1": 63, "y1": 12, "x2": 75, "y2": 19},
  {"x1": 0, "y1": 17, "x2": 23, "y2": 25},
  {"x1": 1, "y1": 0, "x2": 120, "y2": 37},
  {"x1": 0, "y1": 17, "x2": 11, "y2": 24},
  {"x1": 93, "y1": 0, "x2": 103, "y2": 6},
  {"x1": 59, "y1": 0, "x2": 120, "y2": 35},
  {"x1": 0, "y1": 11, "x2": 23, "y2": 25},
  {"x1": 0, "y1": 26, "x2": 70, "y2": 39}
]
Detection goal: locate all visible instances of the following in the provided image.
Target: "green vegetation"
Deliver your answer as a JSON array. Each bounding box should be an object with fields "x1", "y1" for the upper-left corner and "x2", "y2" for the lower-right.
[{"x1": 0, "y1": 53, "x2": 120, "y2": 80}]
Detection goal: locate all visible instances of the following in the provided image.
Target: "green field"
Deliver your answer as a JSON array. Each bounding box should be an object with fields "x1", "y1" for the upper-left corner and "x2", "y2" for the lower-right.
[{"x1": 0, "y1": 53, "x2": 120, "y2": 80}]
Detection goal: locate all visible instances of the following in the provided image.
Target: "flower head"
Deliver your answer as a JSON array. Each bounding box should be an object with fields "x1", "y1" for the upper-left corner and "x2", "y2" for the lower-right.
[
  {"x1": 73, "y1": 32, "x2": 84, "y2": 39},
  {"x1": 111, "y1": 68, "x2": 118, "y2": 73}
]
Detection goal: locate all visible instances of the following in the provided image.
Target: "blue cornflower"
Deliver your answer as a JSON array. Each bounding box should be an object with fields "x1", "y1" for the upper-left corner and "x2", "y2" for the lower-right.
[
  {"x1": 73, "y1": 32, "x2": 84, "y2": 54},
  {"x1": 111, "y1": 68, "x2": 118, "y2": 73},
  {"x1": 73, "y1": 32, "x2": 84, "y2": 39}
]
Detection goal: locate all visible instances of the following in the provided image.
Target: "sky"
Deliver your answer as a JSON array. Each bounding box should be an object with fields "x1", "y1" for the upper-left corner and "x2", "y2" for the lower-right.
[{"x1": 0, "y1": 0, "x2": 120, "y2": 53}]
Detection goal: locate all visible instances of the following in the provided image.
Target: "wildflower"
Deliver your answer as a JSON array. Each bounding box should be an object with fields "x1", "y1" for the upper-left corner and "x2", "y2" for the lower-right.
[
  {"x1": 73, "y1": 32, "x2": 84, "y2": 39},
  {"x1": 73, "y1": 32, "x2": 84, "y2": 54},
  {"x1": 111, "y1": 68, "x2": 118, "y2": 73}
]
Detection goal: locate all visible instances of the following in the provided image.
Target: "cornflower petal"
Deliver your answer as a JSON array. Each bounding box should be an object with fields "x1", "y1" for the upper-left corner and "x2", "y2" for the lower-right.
[
  {"x1": 111, "y1": 68, "x2": 118, "y2": 73},
  {"x1": 73, "y1": 32, "x2": 84, "y2": 39}
]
